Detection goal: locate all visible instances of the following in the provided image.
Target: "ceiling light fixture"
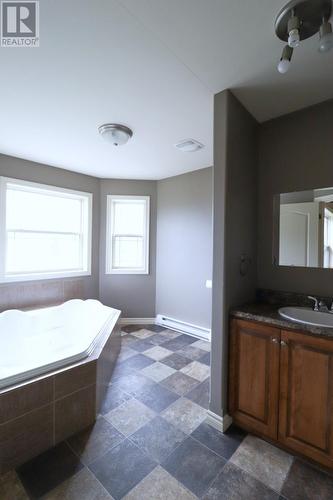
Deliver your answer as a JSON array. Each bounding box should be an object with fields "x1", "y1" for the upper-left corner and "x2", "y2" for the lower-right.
[
  {"x1": 175, "y1": 139, "x2": 205, "y2": 153},
  {"x1": 98, "y1": 124, "x2": 133, "y2": 146},
  {"x1": 275, "y1": 0, "x2": 332, "y2": 73}
]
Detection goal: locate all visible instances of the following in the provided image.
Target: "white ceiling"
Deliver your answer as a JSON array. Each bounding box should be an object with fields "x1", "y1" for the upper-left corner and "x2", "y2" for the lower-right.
[{"x1": 0, "y1": 0, "x2": 332, "y2": 179}]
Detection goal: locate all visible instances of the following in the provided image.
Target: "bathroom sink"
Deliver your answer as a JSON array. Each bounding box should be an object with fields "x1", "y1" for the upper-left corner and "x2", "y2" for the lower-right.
[{"x1": 278, "y1": 307, "x2": 333, "y2": 328}]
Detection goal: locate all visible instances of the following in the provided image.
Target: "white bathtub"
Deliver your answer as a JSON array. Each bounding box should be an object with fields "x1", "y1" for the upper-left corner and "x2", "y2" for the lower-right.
[{"x1": 0, "y1": 299, "x2": 120, "y2": 390}]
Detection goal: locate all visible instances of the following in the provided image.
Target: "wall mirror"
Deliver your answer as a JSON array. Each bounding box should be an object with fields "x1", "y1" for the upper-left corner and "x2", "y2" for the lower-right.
[{"x1": 273, "y1": 187, "x2": 333, "y2": 269}]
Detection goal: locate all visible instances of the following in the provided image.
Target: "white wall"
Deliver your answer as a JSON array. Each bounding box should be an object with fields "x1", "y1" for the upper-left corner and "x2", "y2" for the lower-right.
[{"x1": 156, "y1": 167, "x2": 213, "y2": 329}]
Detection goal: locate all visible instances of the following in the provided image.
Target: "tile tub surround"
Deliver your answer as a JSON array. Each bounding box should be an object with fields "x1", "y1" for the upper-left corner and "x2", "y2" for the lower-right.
[
  {"x1": 4, "y1": 325, "x2": 333, "y2": 499},
  {"x1": 0, "y1": 278, "x2": 86, "y2": 313},
  {"x1": 0, "y1": 312, "x2": 121, "y2": 474}
]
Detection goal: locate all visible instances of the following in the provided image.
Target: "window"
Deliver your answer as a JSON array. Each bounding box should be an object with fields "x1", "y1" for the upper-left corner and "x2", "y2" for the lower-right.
[
  {"x1": 106, "y1": 195, "x2": 150, "y2": 274},
  {"x1": 0, "y1": 177, "x2": 92, "y2": 282}
]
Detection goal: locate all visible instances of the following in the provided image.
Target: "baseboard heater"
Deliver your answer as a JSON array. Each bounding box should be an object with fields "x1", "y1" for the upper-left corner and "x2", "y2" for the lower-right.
[{"x1": 155, "y1": 314, "x2": 211, "y2": 341}]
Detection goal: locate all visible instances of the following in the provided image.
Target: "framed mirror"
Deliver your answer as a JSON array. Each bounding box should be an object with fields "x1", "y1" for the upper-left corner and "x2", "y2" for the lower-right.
[{"x1": 273, "y1": 187, "x2": 333, "y2": 269}]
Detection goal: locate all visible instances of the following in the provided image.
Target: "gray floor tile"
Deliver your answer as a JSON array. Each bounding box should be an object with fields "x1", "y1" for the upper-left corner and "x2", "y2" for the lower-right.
[
  {"x1": 17, "y1": 442, "x2": 83, "y2": 499},
  {"x1": 162, "y1": 436, "x2": 225, "y2": 497},
  {"x1": 180, "y1": 361, "x2": 210, "y2": 381},
  {"x1": 177, "y1": 345, "x2": 207, "y2": 361},
  {"x1": 185, "y1": 378, "x2": 210, "y2": 409},
  {"x1": 124, "y1": 466, "x2": 196, "y2": 500},
  {"x1": 100, "y1": 385, "x2": 132, "y2": 415},
  {"x1": 116, "y1": 347, "x2": 137, "y2": 363},
  {"x1": 129, "y1": 339, "x2": 156, "y2": 353},
  {"x1": 105, "y1": 399, "x2": 155, "y2": 437},
  {"x1": 162, "y1": 397, "x2": 207, "y2": 434},
  {"x1": 204, "y1": 462, "x2": 280, "y2": 500},
  {"x1": 159, "y1": 329, "x2": 182, "y2": 339},
  {"x1": 191, "y1": 422, "x2": 243, "y2": 460},
  {"x1": 66, "y1": 417, "x2": 124, "y2": 465},
  {"x1": 142, "y1": 324, "x2": 166, "y2": 333},
  {"x1": 162, "y1": 335, "x2": 198, "y2": 352},
  {"x1": 117, "y1": 353, "x2": 155, "y2": 371},
  {"x1": 131, "y1": 329, "x2": 156, "y2": 339},
  {"x1": 120, "y1": 334, "x2": 138, "y2": 345},
  {"x1": 43, "y1": 467, "x2": 111, "y2": 499},
  {"x1": 112, "y1": 372, "x2": 155, "y2": 397},
  {"x1": 191, "y1": 340, "x2": 211, "y2": 352},
  {"x1": 230, "y1": 435, "x2": 293, "y2": 493},
  {"x1": 161, "y1": 372, "x2": 199, "y2": 396},
  {"x1": 281, "y1": 458, "x2": 333, "y2": 500},
  {"x1": 161, "y1": 353, "x2": 192, "y2": 370},
  {"x1": 0, "y1": 471, "x2": 28, "y2": 500},
  {"x1": 130, "y1": 416, "x2": 187, "y2": 462},
  {"x1": 136, "y1": 382, "x2": 180, "y2": 412},
  {"x1": 199, "y1": 352, "x2": 211, "y2": 366},
  {"x1": 141, "y1": 361, "x2": 176, "y2": 382},
  {"x1": 146, "y1": 333, "x2": 169, "y2": 345},
  {"x1": 143, "y1": 345, "x2": 174, "y2": 361},
  {"x1": 89, "y1": 439, "x2": 156, "y2": 500}
]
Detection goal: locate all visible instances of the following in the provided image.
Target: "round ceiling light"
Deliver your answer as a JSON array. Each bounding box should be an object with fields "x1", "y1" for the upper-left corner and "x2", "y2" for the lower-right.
[{"x1": 98, "y1": 124, "x2": 133, "y2": 146}]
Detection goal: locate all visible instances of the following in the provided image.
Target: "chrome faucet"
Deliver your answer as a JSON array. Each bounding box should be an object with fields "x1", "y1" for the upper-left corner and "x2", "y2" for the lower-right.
[
  {"x1": 308, "y1": 296, "x2": 319, "y2": 311},
  {"x1": 308, "y1": 296, "x2": 330, "y2": 313}
]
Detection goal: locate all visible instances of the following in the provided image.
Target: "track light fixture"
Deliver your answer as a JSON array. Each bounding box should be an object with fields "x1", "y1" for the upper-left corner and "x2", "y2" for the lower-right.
[{"x1": 275, "y1": 0, "x2": 332, "y2": 73}]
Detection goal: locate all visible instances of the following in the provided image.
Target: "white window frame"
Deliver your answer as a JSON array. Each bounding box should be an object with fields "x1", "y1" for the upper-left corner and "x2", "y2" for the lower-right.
[
  {"x1": 106, "y1": 195, "x2": 150, "y2": 275},
  {"x1": 0, "y1": 177, "x2": 93, "y2": 283}
]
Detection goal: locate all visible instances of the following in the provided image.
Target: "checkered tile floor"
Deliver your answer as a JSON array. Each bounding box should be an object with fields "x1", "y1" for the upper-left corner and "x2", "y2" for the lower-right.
[{"x1": 2, "y1": 326, "x2": 333, "y2": 499}]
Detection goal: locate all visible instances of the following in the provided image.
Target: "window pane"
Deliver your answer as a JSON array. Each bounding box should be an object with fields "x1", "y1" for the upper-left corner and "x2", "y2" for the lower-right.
[
  {"x1": 113, "y1": 201, "x2": 146, "y2": 235},
  {"x1": 6, "y1": 232, "x2": 81, "y2": 274},
  {"x1": 6, "y1": 186, "x2": 82, "y2": 233},
  {"x1": 112, "y1": 236, "x2": 144, "y2": 269}
]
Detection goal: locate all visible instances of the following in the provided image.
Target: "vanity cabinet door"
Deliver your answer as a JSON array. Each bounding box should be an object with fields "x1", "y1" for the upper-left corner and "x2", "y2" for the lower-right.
[
  {"x1": 229, "y1": 319, "x2": 280, "y2": 440},
  {"x1": 279, "y1": 330, "x2": 333, "y2": 469}
]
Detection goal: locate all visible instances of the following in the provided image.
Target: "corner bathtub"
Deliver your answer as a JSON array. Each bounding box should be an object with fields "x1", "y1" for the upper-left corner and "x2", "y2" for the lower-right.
[{"x1": 0, "y1": 299, "x2": 119, "y2": 390}]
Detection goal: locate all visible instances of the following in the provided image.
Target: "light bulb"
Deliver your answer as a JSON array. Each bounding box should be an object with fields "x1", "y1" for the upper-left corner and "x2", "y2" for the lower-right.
[
  {"x1": 319, "y1": 21, "x2": 333, "y2": 53},
  {"x1": 277, "y1": 45, "x2": 293, "y2": 74},
  {"x1": 288, "y1": 28, "x2": 300, "y2": 48},
  {"x1": 287, "y1": 14, "x2": 301, "y2": 48},
  {"x1": 278, "y1": 58, "x2": 291, "y2": 74}
]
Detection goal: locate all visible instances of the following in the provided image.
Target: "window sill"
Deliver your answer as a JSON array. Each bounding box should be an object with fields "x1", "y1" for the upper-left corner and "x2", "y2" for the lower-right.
[
  {"x1": 106, "y1": 269, "x2": 149, "y2": 275},
  {"x1": 0, "y1": 270, "x2": 92, "y2": 284}
]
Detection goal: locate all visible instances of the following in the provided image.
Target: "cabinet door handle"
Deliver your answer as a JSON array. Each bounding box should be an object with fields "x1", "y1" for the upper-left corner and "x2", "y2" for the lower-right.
[
  {"x1": 280, "y1": 340, "x2": 288, "y2": 347},
  {"x1": 271, "y1": 337, "x2": 279, "y2": 344}
]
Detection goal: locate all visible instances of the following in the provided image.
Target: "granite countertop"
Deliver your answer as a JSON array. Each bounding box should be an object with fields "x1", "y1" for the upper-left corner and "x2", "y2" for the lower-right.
[{"x1": 230, "y1": 303, "x2": 333, "y2": 339}]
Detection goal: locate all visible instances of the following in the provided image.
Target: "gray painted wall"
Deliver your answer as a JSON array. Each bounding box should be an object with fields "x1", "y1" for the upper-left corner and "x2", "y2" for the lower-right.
[
  {"x1": 258, "y1": 99, "x2": 333, "y2": 296},
  {"x1": 0, "y1": 154, "x2": 100, "y2": 308},
  {"x1": 156, "y1": 167, "x2": 213, "y2": 329},
  {"x1": 211, "y1": 90, "x2": 258, "y2": 417},
  {"x1": 99, "y1": 179, "x2": 157, "y2": 318}
]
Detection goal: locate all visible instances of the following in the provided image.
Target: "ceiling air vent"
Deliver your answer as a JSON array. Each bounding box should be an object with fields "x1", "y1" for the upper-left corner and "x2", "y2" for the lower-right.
[{"x1": 175, "y1": 139, "x2": 205, "y2": 153}]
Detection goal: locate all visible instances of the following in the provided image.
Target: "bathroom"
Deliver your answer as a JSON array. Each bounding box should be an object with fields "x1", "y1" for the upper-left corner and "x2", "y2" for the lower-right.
[{"x1": 1, "y1": 1, "x2": 333, "y2": 499}]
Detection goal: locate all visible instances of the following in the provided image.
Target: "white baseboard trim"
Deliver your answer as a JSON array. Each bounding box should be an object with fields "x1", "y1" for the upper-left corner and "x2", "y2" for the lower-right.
[
  {"x1": 155, "y1": 314, "x2": 211, "y2": 341},
  {"x1": 206, "y1": 410, "x2": 233, "y2": 433},
  {"x1": 119, "y1": 318, "x2": 156, "y2": 325}
]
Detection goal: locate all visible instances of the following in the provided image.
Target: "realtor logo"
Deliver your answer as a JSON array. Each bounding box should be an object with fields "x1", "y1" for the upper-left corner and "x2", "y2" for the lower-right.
[{"x1": 1, "y1": 1, "x2": 39, "y2": 47}]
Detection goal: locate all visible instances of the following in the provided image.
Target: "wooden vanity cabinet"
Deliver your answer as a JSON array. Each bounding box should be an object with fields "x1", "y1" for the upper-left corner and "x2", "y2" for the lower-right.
[
  {"x1": 229, "y1": 319, "x2": 333, "y2": 470},
  {"x1": 229, "y1": 319, "x2": 280, "y2": 440}
]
